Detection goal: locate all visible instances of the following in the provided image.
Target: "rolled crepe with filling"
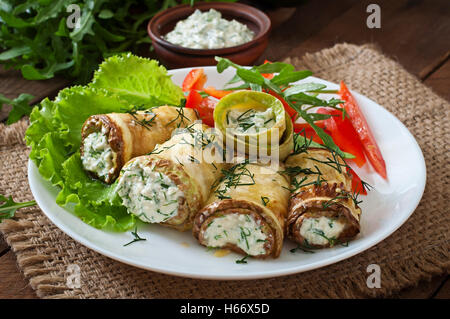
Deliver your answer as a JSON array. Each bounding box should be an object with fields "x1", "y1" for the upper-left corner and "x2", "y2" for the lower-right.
[
  {"x1": 285, "y1": 148, "x2": 362, "y2": 248},
  {"x1": 80, "y1": 105, "x2": 197, "y2": 183},
  {"x1": 193, "y1": 163, "x2": 290, "y2": 258},
  {"x1": 116, "y1": 124, "x2": 225, "y2": 231},
  {"x1": 214, "y1": 90, "x2": 293, "y2": 161}
]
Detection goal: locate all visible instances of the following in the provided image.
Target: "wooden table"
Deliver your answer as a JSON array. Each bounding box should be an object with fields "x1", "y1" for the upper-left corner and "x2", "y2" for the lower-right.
[{"x1": 0, "y1": 0, "x2": 448, "y2": 299}]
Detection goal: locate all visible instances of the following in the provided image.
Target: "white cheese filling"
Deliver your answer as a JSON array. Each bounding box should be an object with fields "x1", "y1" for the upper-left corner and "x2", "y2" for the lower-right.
[
  {"x1": 299, "y1": 216, "x2": 345, "y2": 246},
  {"x1": 227, "y1": 108, "x2": 275, "y2": 134},
  {"x1": 203, "y1": 213, "x2": 267, "y2": 256},
  {"x1": 116, "y1": 161, "x2": 183, "y2": 223},
  {"x1": 164, "y1": 9, "x2": 254, "y2": 49},
  {"x1": 81, "y1": 128, "x2": 116, "y2": 179}
]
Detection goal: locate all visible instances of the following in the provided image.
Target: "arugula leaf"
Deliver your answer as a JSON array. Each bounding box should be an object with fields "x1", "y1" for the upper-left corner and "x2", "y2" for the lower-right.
[
  {"x1": 0, "y1": 93, "x2": 34, "y2": 124},
  {"x1": 0, "y1": 195, "x2": 36, "y2": 222}
]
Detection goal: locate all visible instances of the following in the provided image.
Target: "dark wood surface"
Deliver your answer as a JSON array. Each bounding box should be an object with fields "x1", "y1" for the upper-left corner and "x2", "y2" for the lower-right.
[{"x1": 0, "y1": 0, "x2": 448, "y2": 299}]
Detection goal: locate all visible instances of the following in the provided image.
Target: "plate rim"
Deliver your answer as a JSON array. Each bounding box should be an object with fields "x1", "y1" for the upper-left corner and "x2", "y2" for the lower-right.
[{"x1": 27, "y1": 70, "x2": 427, "y2": 280}]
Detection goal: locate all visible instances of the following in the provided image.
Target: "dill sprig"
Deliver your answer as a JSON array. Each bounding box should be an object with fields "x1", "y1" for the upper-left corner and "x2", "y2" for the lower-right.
[
  {"x1": 290, "y1": 239, "x2": 316, "y2": 253},
  {"x1": 166, "y1": 99, "x2": 191, "y2": 128},
  {"x1": 261, "y1": 196, "x2": 270, "y2": 206},
  {"x1": 125, "y1": 105, "x2": 157, "y2": 131},
  {"x1": 236, "y1": 255, "x2": 250, "y2": 264},
  {"x1": 312, "y1": 228, "x2": 349, "y2": 247},
  {"x1": 123, "y1": 226, "x2": 147, "y2": 247},
  {"x1": 213, "y1": 160, "x2": 255, "y2": 200}
]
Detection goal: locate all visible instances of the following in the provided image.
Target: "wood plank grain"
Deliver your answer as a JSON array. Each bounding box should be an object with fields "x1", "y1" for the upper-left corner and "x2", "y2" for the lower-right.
[
  {"x1": 0, "y1": 233, "x2": 8, "y2": 255},
  {"x1": 260, "y1": 0, "x2": 359, "y2": 63},
  {"x1": 288, "y1": 0, "x2": 450, "y2": 79},
  {"x1": 394, "y1": 275, "x2": 447, "y2": 298},
  {"x1": 0, "y1": 250, "x2": 37, "y2": 299},
  {"x1": 423, "y1": 58, "x2": 450, "y2": 101},
  {"x1": 0, "y1": 66, "x2": 70, "y2": 122},
  {"x1": 433, "y1": 276, "x2": 450, "y2": 299}
]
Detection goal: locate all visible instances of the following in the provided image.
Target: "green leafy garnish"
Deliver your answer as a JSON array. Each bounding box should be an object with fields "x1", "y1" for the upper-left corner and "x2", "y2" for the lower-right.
[
  {"x1": 215, "y1": 57, "x2": 347, "y2": 157},
  {"x1": 25, "y1": 54, "x2": 183, "y2": 232},
  {"x1": 0, "y1": 195, "x2": 36, "y2": 222},
  {"x1": 0, "y1": 93, "x2": 34, "y2": 124}
]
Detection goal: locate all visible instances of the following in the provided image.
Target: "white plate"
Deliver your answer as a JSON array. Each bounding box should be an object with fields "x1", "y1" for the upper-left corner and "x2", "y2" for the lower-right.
[{"x1": 28, "y1": 67, "x2": 426, "y2": 280}]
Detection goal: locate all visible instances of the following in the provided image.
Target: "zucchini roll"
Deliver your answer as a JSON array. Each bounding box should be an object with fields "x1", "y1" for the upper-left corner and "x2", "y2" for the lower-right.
[
  {"x1": 285, "y1": 148, "x2": 362, "y2": 248},
  {"x1": 193, "y1": 162, "x2": 290, "y2": 258},
  {"x1": 80, "y1": 105, "x2": 197, "y2": 183},
  {"x1": 214, "y1": 91, "x2": 293, "y2": 161},
  {"x1": 116, "y1": 124, "x2": 225, "y2": 231}
]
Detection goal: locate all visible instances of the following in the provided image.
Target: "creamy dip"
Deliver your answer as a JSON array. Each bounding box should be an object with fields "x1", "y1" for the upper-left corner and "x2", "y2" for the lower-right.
[
  {"x1": 164, "y1": 9, "x2": 254, "y2": 49},
  {"x1": 203, "y1": 213, "x2": 267, "y2": 256},
  {"x1": 226, "y1": 108, "x2": 275, "y2": 134},
  {"x1": 116, "y1": 161, "x2": 183, "y2": 223},
  {"x1": 299, "y1": 216, "x2": 345, "y2": 246},
  {"x1": 81, "y1": 127, "x2": 116, "y2": 179}
]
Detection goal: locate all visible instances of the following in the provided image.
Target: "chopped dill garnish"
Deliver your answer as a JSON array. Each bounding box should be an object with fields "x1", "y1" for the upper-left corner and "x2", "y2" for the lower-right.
[{"x1": 123, "y1": 226, "x2": 147, "y2": 246}]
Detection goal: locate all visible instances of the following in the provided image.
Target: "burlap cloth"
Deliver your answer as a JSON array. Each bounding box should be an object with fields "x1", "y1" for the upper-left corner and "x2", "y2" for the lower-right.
[{"x1": 0, "y1": 43, "x2": 448, "y2": 298}]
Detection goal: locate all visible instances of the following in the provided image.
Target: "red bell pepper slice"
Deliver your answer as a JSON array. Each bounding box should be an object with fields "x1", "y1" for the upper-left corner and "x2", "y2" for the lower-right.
[
  {"x1": 182, "y1": 68, "x2": 207, "y2": 92},
  {"x1": 339, "y1": 82, "x2": 387, "y2": 179},
  {"x1": 185, "y1": 89, "x2": 215, "y2": 127},
  {"x1": 185, "y1": 89, "x2": 203, "y2": 109},
  {"x1": 347, "y1": 167, "x2": 367, "y2": 195},
  {"x1": 316, "y1": 108, "x2": 366, "y2": 167},
  {"x1": 203, "y1": 86, "x2": 232, "y2": 99}
]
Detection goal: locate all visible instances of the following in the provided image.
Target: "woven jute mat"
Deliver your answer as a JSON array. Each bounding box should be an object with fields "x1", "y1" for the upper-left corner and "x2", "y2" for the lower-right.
[{"x1": 0, "y1": 43, "x2": 449, "y2": 298}]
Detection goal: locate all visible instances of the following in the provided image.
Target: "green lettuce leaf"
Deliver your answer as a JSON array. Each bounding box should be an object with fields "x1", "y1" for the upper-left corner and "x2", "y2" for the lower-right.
[
  {"x1": 90, "y1": 53, "x2": 184, "y2": 107},
  {"x1": 26, "y1": 54, "x2": 184, "y2": 231}
]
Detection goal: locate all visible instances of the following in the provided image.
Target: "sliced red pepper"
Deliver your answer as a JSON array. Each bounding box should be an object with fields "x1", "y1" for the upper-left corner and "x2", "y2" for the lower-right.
[
  {"x1": 347, "y1": 167, "x2": 367, "y2": 195},
  {"x1": 185, "y1": 89, "x2": 215, "y2": 127},
  {"x1": 182, "y1": 68, "x2": 207, "y2": 92},
  {"x1": 316, "y1": 108, "x2": 366, "y2": 167},
  {"x1": 203, "y1": 86, "x2": 232, "y2": 99},
  {"x1": 196, "y1": 98, "x2": 216, "y2": 127},
  {"x1": 339, "y1": 81, "x2": 387, "y2": 179},
  {"x1": 185, "y1": 89, "x2": 203, "y2": 109}
]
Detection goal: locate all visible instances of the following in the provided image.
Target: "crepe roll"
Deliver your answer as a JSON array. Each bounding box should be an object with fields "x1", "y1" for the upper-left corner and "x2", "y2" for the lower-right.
[
  {"x1": 193, "y1": 163, "x2": 290, "y2": 258},
  {"x1": 285, "y1": 148, "x2": 362, "y2": 248},
  {"x1": 80, "y1": 105, "x2": 197, "y2": 183},
  {"x1": 214, "y1": 90, "x2": 293, "y2": 161},
  {"x1": 116, "y1": 124, "x2": 225, "y2": 231}
]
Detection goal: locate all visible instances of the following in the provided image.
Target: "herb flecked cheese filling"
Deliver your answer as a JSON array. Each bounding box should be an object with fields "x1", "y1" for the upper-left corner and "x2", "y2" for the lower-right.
[
  {"x1": 204, "y1": 213, "x2": 267, "y2": 256},
  {"x1": 299, "y1": 216, "x2": 345, "y2": 246},
  {"x1": 226, "y1": 108, "x2": 275, "y2": 134},
  {"x1": 116, "y1": 162, "x2": 183, "y2": 223},
  {"x1": 81, "y1": 128, "x2": 116, "y2": 179}
]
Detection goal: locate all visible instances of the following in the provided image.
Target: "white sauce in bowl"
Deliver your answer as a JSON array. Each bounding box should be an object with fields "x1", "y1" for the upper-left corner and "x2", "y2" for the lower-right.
[{"x1": 164, "y1": 9, "x2": 254, "y2": 49}]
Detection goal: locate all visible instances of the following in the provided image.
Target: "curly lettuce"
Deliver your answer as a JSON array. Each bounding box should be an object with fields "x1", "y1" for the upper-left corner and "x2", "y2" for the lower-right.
[{"x1": 25, "y1": 54, "x2": 184, "y2": 231}]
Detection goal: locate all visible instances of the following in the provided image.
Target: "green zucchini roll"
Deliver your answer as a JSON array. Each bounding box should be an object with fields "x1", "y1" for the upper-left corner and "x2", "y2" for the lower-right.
[
  {"x1": 116, "y1": 124, "x2": 225, "y2": 231},
  {"x1": 193, "y1": 162, "x2": 290, "y2": 258},
  {"x1": 80, "y1": 105, "x2": 197, "y2": 184},
  {"x1": 285, "y1": 148, "x2": 362, "y2": 248},
  {"x1": 213, "y1": 90, "x2": 293, "y2": 161}
]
